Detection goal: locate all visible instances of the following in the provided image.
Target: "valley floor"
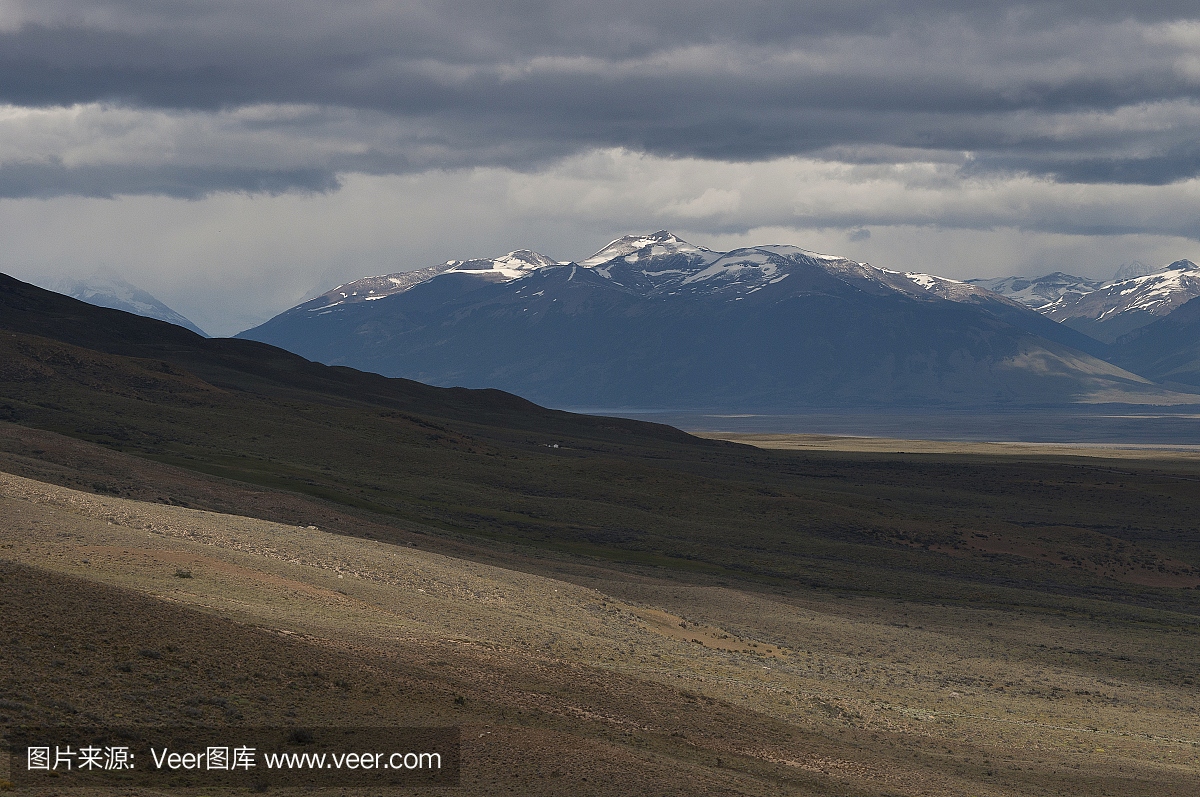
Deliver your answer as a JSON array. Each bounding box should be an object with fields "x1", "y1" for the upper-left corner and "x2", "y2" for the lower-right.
[{"x1": 2, "y1": 468, "x2": 1197, "y2": 795}]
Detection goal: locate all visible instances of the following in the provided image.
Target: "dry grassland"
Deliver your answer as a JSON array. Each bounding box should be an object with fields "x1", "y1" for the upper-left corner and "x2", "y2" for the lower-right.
[
  {"x1": 695, "y1": 432, "x2": 1200, "y2": 460},
  {"x1": 2, "y1": 468, "x2": 1198, "y2": 795}
]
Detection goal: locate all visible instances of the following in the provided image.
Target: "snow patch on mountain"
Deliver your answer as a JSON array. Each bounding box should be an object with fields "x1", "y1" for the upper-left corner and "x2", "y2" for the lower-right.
[
  {"x1": 753, "y1": 244, "x2": 845, "y2": 261},
  {"x1": 903, "y1": 272, "x2": 1024, "y2": 305},
  {"x1": 304, "y1": 249, "x2": 561, "y2": 311},
  {"x1": 680, "y1": 250, "x2": 780, "y2": 285},
  {"x1": 446, "y1": 250, "x2": 559, "y2": 279},
  {"x1": 904, "y1": 273, "x2": 951, "y2": 291}
]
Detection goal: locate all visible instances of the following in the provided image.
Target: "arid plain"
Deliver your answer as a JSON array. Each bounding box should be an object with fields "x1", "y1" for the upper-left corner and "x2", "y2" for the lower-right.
[{"x1": 3, "y1": 429, "x2": 1198, "y2": 796}]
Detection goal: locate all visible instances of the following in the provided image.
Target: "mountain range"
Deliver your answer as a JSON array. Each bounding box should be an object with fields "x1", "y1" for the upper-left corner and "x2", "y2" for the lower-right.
[
  {"x1": 238, "y1": 231, "x2": 1190, "y2": 410},
  {"x1": 969, "y1": 260, "x2": 1200, "y2": 344},
  {"x1": 1043, "y1": 261, "x2": 1200, "y2": 343}
]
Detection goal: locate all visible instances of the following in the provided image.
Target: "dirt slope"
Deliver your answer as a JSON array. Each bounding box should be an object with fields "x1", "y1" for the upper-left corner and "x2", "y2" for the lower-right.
[{"x1": 3, "y1": 470, "x2": 1198, "y2": 795}]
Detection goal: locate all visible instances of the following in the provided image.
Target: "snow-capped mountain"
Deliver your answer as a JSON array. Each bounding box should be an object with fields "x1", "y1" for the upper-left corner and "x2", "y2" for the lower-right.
[
  {"x1": 298, "y1": 249, "x2": 560, "y2": 313},
  {"x1": 1042, "y1": 260, "x2": 1200, "y2": 343},
  {"x1": 52, "y1": 273, "x2": 207, "y2": 337},
  {"x1": 965, "y1": 273, "x2": 1104, "y2": 310},
  {"x1": 577, "y1": 232, "x2": 933, "y2": 299},
  {"x1": 511, "y1": 232, "x2": 1060, "y2": 316},
  {"x1": 238, "y1": 232, "x2": 1178, "y2": 409},
  {"x1": 577, "y1": 230, "x2": 715, "y2": 267}
]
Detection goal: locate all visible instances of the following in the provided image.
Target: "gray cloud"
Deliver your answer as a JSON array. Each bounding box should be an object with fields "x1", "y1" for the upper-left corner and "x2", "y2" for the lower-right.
[
  {"x1": 0, "y1": 160, "x2": 340, "y2": 200},
  {"x1": 966, "y1": 141, "x2": 1200, "y2": 185},
  {"x1": 2, "y1": 1, "x2": 1200, "y2": 341},
  {"x1": 2, "y1": 1, "x2": 1200, "y2": 201}
]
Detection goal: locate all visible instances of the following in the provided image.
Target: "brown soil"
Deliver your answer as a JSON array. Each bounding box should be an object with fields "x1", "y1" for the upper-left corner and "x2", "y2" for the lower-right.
[
  {"x1": 3, "y1": 470, "x2": 1198, "y2": 795},
  {"x1": 633, "y1": 607, "x2": 783, "y2": 656}
]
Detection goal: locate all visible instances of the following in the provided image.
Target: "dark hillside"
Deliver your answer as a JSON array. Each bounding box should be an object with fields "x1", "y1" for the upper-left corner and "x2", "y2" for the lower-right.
[
  {"x1": 0, "y1": 273, "x2": 699, "y2": 446},
  {"x1": 1108, "y1": 295, "x2": 1200, "y2": 388},
  {"x1": 2, "y1": 272, "x2": 1199, "y2": 619}
]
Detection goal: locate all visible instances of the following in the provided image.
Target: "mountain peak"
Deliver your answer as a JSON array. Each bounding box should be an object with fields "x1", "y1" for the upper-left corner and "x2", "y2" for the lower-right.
[
  {"x1": 579, "y1": 231, "x2": 711, "y2": 267},
  {"x1": 450, "y1": 249, "x2": 560, "y2": 275},
  {"x1": 1111, "y1": 258, "x2": 1196, "y2": 283},
  {"x1": 1113, "y1": 260, "x2": 1155, "y2": 281}
]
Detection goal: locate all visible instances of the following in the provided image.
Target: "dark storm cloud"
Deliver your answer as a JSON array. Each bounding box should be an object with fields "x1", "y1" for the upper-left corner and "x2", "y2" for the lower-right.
[
  {"x1": 4, "y1": 1, "x2": 1200, "y2": 197},
  {"x1": 965, "y1": 142, "x2": 1200, "y2": 186},
  {"x1": 0, "y1": 159, "x2": 340, "y2": 200}
]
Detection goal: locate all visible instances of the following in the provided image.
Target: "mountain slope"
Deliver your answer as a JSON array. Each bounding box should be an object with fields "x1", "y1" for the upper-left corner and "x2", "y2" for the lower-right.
[
  {"x1": 0, "y1": 272, "x2": 697, "y2": 445},
  {"x1": 5, "y1": 273, "x2": 1200, "y2": 617},
  {"x1": 902, "y1": 272, "x2": 1109, "y2": 358},
  {"x1": 241, "y1": 233, "x2": 1170, "y2": 409},
  {"x1": 1108, "y1": 295, "x2": 1200, "y2": 387},
  {"x1": 297, "y1": 249, "x2": 560, "y2": 315},
  {"x1": 5, "y1": 267, "x2": 1200, "y2": 797}
]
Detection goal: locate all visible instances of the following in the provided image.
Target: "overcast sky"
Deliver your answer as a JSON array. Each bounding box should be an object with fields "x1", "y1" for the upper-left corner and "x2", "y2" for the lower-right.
[{"x1": 3, "y1": 1, "x2": 1200, "y2": 335}]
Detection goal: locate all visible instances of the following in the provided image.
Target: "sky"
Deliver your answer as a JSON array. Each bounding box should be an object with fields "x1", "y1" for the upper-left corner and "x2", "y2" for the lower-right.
[{"x1": 2, "y1": 1, "x2": 1200, "y2": 336}]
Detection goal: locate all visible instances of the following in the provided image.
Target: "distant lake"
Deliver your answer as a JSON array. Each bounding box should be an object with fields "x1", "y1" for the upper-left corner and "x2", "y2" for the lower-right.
[{"x1": 577, "y1": 407, "x2": 1200, "y2": 448}]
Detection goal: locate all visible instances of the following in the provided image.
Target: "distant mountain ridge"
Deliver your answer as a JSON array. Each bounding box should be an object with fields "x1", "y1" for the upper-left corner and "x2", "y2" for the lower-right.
[
  {"x1": 1043, "y1": 260, "x2": 1200, "y2": 343},
  {"x1": 52, "y1": 272, "x2": 208, "y2": 337},
  {"x1": 238, "y1": 232, "x2": 1186, "y2": 410},
  {"x1": 1113, "y1": 261, "x2": 1160, "y2": 281},
  {"x1": 966, "y1": 273, "x2": 1104, "y2": 310},
  {"x1": 968, "y1": 260, "x2": 1200, "y2": 345}
]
